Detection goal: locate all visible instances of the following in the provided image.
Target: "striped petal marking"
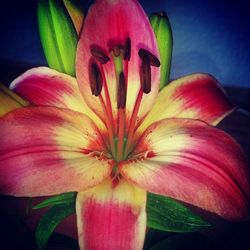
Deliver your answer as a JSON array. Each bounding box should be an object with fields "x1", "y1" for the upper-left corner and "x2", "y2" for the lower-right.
[
  {"x1": 10, "y1": 67, "x2": 105, "y2": 130},
  {"x1": 76, "y1": 178, "x2": 146, "y2": 250},
  {"x1": 120, "y1": 118, "x2": 250, "y2": 220},
  {"x1": 0, "y1": 107, "x2": 112, "y2": 196},
  {"x1": 139, "y1": 73, "x2": 234, "y2": 133}
]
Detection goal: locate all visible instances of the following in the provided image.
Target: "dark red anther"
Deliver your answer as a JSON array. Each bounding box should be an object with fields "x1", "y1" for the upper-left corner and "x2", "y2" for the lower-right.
[
  {"x1": 140, "y1": 60, "x2": 151, "y2": 94},
  {"x1": 89, "y1": 63, "x2": 103, "y2": 96},
  {"x1": 90, "y1": 45, "x2": 110, "y2": 64},
  {"x1": 124, "y1": 38, "x2": 131, "y2": 61},
  {"x1": 117, "y1": 72, "x2": 127, "y2": 109},
  {"x1": 138, "y1": 48, "x2": 160, "y2": 67}
]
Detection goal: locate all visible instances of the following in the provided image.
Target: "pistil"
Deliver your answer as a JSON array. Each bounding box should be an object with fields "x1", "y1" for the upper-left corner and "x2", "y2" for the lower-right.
[{"x1": 110, "y1": 44, "x2": 127, "y2": 161}]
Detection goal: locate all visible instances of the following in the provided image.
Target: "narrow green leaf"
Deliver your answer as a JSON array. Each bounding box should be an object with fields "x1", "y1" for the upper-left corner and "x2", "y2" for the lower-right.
[
  {"x1": 36, "y1": 203, "x2": 75, "y2": 250},
  {"x1": 33, "y1": 192, "x2": 76, "y2": 209},
  {"x1": 150, "y1": 11, "x2": 173, "y2": 89},
  {"x1": 38, "y1": 0, "x2": 78, "y2": 76},
  {"x1": 147, "y1": 192, "x2": 211, "y2": 232}
]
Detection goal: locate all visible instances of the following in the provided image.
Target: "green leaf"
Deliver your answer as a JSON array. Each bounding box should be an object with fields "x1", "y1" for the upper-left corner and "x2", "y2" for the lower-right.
[
  {"x1": 38, "y1": 0, "x2": 78, "y2": 76},
  {"x1": 36, "y1": 203, "x2": 75, "y2": 250},
  {"x1": 147, "y1": 192, "x2": 211, "y2": 232},
  {"x1": 150, "y1": 11, "x2": 173, "y2": 89},
  {"x1": 33, "y1": 192, "x2": 76, "y2": 209}
]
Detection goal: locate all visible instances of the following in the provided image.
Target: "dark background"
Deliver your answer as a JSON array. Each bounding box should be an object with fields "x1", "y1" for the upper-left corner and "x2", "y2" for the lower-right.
[{"x1": 0, "y1": 1, "x2": 250, "y2": 249}]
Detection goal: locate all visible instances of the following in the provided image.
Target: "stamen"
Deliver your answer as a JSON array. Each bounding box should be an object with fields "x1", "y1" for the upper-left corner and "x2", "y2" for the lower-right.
[
  {"x1": 98, "y1": 94, "x2": 116, "y2": 156},
  {"x1": 138, "y1": 48, "x2": 160, "y2": 67},
  {"x1": 91, "y1": 45, "x2": 110, "y2": 64},
  {"x1": 124, "y1": 38, "x2": 131, "y2": 61},
  {"x1": 117, "y1": 72, "x2": 127, "y2": 161},
  {"x1": 117, "y1": 72, "x2": 127, "y2": 109},
  {"x1": 140, "y1": 60, "x2": 151, "y2": 94},
  {"x1": 89, "y1": 63, "x2": 103, "y2": 96},
  {"x1": 95, "y1": 62, "x2": 115, "y2": 155},
  {"x1": 99, "y1": 64, "x2": 115, "y2": 135}
]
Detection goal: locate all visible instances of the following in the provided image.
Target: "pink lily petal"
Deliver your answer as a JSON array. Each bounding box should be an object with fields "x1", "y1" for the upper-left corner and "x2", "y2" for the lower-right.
[
  {"x1": 0, "y1": 107, "x2": 112, "y2": 196},
  {"x1": 10, "y1": 67, "x2": 105, "y2": 130},
  {"x1": 76, "y1": 178, "x2": 146, "y2": 250},
  {"x1": 76, "y1": 0, "x2": 160, "y2": 124},
  {"x1": 139, "y1": 74, "x2": 234, "y2": 132},
  {"x1": 120, "y1": 118, "x2": 250, "y2": 220}
]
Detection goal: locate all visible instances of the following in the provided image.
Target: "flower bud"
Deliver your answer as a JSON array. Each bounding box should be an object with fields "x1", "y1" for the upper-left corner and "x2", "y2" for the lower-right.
[
  {"x1": 150, "y1": 11, "x2": 173, "y2": 89},
  {"x1": 38, "y1": 0, "x2": 78, "y2": 76},
  {"x1": 63, "y1": 0, "x2": 84, "y2": 35}
]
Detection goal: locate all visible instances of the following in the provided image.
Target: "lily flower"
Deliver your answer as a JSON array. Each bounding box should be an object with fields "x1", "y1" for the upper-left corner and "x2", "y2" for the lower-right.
[{"x1": 0, "y1": 0, "x2": 249, "y2": 249}]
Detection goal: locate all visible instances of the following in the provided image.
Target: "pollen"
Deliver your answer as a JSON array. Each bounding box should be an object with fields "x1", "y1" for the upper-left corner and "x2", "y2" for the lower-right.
[
  {"x1": 140, "y1": 59, "x2": 151, "y2": 94},
  {"x1": 124, "y1": 37, "x2": 131, "y2": 61},
  {"x1": 138, "y1": 48, "x2": 160, "y2": 94},
  {"x1": 90, "y1": 45, "x2": 110, "y2": 64},
  {"x1": 89, "y1": 63, "x2": 103, "y2": 96},
  {"x1": 138, "y1": 48, "x2": 160, "y2": 67},
  {"x1": 117, "y1": 72, "x2": 127, "y2": 109}
]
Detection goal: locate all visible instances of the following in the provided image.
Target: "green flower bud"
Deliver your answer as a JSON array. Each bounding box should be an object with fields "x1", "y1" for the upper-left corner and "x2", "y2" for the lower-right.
[
  {"x1": 63, "y1": 0, "x2": 84, "y2": 35},
  {"x1": 150, "y1": 11, "x2": 173, "y2": 89},
  {"x1": 38, "y1": 0, "x2": 78, "y2": 76}
]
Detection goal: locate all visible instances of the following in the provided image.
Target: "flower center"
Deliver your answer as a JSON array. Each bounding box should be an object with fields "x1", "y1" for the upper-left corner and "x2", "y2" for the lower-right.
[{"x1": 88, "y1": 38, "x2": 160, "y2": 163}]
